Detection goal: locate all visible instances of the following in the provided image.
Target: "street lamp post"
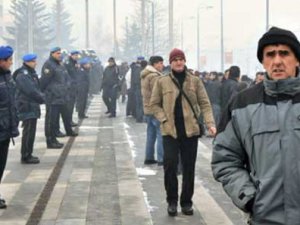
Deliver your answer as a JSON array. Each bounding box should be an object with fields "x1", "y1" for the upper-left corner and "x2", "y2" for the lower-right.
[
  {"x1": 113, "y1": 0, "x2": 117, "y2": 57},
  {"x1": 169, "y1": 0, "x2": 173, "y2": 51},
  {"x1": 27, "y1": 0, "x2": 33, "y2": 52},
  {"x1": 85, "y1": 0, "x2": 90, "y2": 49},
  {"x1": 266, "y1": 0, "x2": 269, "y2": 31},
  {"x1": 220, "y1": 0, "x2": 224, "y2": 72}
]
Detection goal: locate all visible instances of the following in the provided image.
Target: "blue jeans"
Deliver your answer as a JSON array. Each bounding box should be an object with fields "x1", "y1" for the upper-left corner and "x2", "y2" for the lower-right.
[{"x1": 145, "y1": 115, "x2": 164, "y2": 162}]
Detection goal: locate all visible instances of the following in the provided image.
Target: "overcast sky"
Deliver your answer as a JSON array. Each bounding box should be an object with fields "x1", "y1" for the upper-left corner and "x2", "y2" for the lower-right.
[{"x1": 3, "y1": 0, "x2": 300, "y2": 75}]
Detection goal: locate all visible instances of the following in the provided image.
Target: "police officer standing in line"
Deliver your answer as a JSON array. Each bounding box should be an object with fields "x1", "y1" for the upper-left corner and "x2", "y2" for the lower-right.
[
  {"x1": 40, "y1": 47, "x2": 77, "y2": 149},
  {"x1": 102, "y1": 57, "x2": 119, "y2": 118},
  {"x1": 64, "y1": 50, "x2": 80, "y2": 126},
  {"x1": 14, "y1": 54, "x2": 44, "y2": 164},
  {"x1": 0, "y1": 46, "x2": 19, "y2": 208},
  {"x1": 77, "y1": 57, "x2": 91, "y2": 119}
]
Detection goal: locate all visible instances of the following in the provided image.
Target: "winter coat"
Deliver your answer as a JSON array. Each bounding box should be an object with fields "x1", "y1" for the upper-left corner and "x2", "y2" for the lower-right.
[
  {"x1": 102, "y1": 64, "x2": 119, "y2": 90},
  {"x1": 205, "y1": 80, "x2": 221, "y2": 105},
  {"x1": 140, "y1": 65, "x2": 163, "y2": 115},
  {"x1": 64, "y1": 57, "x2": 79, "y2": 96},
  {"x1": 212, "y1": 81, "x2": 300, "y2": 225},
  {"x1": 149, "y1": 71, "x2": 215, "y2": 138},
  {"x1": 220, "y1": 78, "x2": 239, "y2": 111},
  {"x1": 40, "y1": 56, "x2": 68, "y2": 105},
  {"x1": 0, "y1": 68, "x2": 19, "y2": 141},
  {"x1": 14, "y1": 64, "x2": 44, "y2": 121}
]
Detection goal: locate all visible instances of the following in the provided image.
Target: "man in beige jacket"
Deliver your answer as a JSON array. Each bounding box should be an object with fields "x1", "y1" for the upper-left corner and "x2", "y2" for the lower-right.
[
  {"x1": 150, "y1": 48, "x2": 216, "y2": 216},
  {"x1": 141, "y1": 56, "x2": 164, "y2": 165}
]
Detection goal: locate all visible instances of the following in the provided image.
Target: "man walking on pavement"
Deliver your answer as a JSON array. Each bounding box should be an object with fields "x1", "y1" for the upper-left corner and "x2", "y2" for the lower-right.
[
  {"x1": 0, "y1": 46, "x2": 19, "y2": 208},
  {"x1": 102, "y1": 57, "x2": 119, "y2": 118},
  {"x1": 141, "y1": 56, "x2": 164, "y2": 166},
  {"x1": 212, "y1": 27, "x2": 300, "y2": 225},
  {"x1": 150, "y1": 48, "x2": 216, "y2": 216},
  {"x1": 14, "y1": 54, "x2": 44, "y2": 164},
  {"x1": 40, "y1": 47, "x2": 77, "y2": 149}
]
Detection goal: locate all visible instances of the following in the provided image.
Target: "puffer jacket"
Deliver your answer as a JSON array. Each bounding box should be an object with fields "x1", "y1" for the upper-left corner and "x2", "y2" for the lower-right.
[
  {"x1": 0, "y1": 68, "x2": 19, "y2": 141},
  {"x1": 149, "y1": 70, "x2": 215, "y2": 138},
  {"x1": 212, "y1": 81, "x2": 300, "y2": 225},
  {"x1": 14, "y1": 64, "x2": 44, "y2": 121},
  {"x1": 140, "y1": 65, "x2": 163, "y2": 115}
]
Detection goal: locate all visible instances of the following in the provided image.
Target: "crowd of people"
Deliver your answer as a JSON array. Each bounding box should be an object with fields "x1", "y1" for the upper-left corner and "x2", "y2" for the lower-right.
[{"x1": 1, "y1": 26, "x2": 300, "y2": 225}]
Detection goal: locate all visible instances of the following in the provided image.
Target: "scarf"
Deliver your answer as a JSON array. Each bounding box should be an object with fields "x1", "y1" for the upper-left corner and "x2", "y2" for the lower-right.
[{"x1": 264, "y1": 73, "x2": 300, "y2": 96}]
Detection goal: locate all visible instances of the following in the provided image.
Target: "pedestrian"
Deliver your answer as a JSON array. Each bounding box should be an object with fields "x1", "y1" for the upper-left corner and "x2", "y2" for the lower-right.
[
  {"x1": 40, "y1": 47, "x2": 77, "y2": 149},
  {"x1": 102, "y1": 57, "x2": 119, "y2": 118},
  {"x1": 0, "y1": 46, "x2": 19, "y2": 208},
  {"x1": 77, "y1": 57, "x2": 91, "y2": 119},
  {"x1": 14, "y1": 53, "x2": 44, "y2": 164},
  {"x1": 211, "y1": 27, "x2": 300, "y2": 225},
  {"x1": 150, "y1": 48, "x2": 216, "y2": 216},
  {"x1": 141, "y1": 56, "x2": 164, "y2": 166}
]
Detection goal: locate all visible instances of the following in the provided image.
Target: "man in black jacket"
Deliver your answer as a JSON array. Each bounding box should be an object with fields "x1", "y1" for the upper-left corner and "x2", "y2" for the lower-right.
[
  {"x1": 0, "y1": 46, "x2": 19, "y2": 208},
  {"x1": 14, "y1": 54, "x2": 45, "y2": 164}
]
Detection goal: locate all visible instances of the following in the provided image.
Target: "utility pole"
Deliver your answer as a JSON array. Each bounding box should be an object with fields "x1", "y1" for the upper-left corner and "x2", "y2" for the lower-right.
[
  {"x1": 85, "y1": 0, "x2": 89, "y2": 49},
  {"x1": 197, "y1": 7, "x2": 200, "y2": 70},
  {"x1": 220, "y1": 0, "x2": 224, "y2": 72},
  {"x1": 56, "y1": 0, "x2": 61, "y2": 46},
  {"x1": 151, "y1": 1, "x2": 154, "y2": 55},
  {"x1": 169, "y1": 0, "x2": 173, "y2": 51},
  {"x1": 266, "y1": 0, "x2": 269, "y2": 31},
  {"x1": 141, "y1": 0, "x2": 145, "y2": 55},
  {"x1": 27, "y1": 0, "x2": 33, "y2": 52},
  {"x1": 113, "y1": 0, "x2": 117, "y2": 57}
]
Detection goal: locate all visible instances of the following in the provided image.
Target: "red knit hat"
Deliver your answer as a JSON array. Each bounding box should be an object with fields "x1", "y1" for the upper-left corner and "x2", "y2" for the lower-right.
[{"x1": 169, "y1": 48, "x2": 186, "y2": 64}]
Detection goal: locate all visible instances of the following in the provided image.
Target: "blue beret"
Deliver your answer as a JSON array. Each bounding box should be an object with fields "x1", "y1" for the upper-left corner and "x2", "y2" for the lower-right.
[
  {"x1": 50, "y1": 47, "x2": 61, "y2": 53},
  {"x1": 70, "y1": 50, "x2": 80, "y2": 55},
  {"x1": 79, "y1": 57, "x2": 91, "y2": 65},
  {"x1": 22, "y1": 53, "x2": 37, "y2": 62},
  {"x1": 137, "y1": 56, "x2": 145, "y2": 60},
  {"x1": 0, "y1": 46, "x2": 13, "y2": 59}
]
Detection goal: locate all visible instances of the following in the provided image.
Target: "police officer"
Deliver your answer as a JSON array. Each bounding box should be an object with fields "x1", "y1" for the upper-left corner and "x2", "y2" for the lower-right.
[
  {"x1": 64, "y1": 50, "x2": 80, "y2": 126},
  {"x1": 77, "y1": 57, "x2": 91, "y2": 119},
  {"x1": 0, "y1": 46, "x2": 19, "y2": 208},
  {"x1": 14, "y1": 54, "x2": 44, "y2": 164},
  {"x1": 40, "y1": 47, "x2": 77, "y2": 149}
]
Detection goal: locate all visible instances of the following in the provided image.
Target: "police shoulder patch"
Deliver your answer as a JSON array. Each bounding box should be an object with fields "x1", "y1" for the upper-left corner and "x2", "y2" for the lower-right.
[{"x1": 44, "y1": 68, "x2": 50, "y2": 75}]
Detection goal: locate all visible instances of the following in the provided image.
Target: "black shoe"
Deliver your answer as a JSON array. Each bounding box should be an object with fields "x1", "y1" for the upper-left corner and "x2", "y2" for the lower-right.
[
  {"x1": 144, "y1": 159, "x2": 157, "y2": 165},
  {"x1": 108, "y1": 114, "x2": 116, "y2": 118},
  {"x1": 167, "y1": 203, "x2": 177, "y2": 217},
  {"x1": 55, "y1": 131, "x2": 66, "y2": 138},
  {"x1": 0, "y1": 198, "x2": 7, "y2": 209},
  {"x1": 30, "y1": 155, "x2": 39, "y2": 160},
  {"x1": 21, "y1": 156, "x2": 40, "y2": 164},
  {"x1": 157, "y1": 161, "x2": 164, "y2": 166},
  {"x1": 71, "y1": 121, "x2": 78, "y2": 127},
  {"x1": 66, "y1": 131, "x2": 78, "y2": 137},
  {"x1": 181, "y1": 205, "x2": 194, "y2": 215},
  {"x1": 105, "y1": 111, "x2": 110, "y2": 114},
  {"x1": 47, "y1": 142, "x2": 64, "y2": 149}
]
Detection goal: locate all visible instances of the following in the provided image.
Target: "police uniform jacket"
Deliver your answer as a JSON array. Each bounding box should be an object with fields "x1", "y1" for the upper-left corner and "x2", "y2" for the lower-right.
[{"x1": 14, "y1": 64, "x2": 44, "y2": 121}]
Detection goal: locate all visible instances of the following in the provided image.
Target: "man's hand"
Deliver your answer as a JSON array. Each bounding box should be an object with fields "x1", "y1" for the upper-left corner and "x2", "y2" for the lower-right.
[{"x1": 207, "y1": 126, "x2": 217, "y2": 137}]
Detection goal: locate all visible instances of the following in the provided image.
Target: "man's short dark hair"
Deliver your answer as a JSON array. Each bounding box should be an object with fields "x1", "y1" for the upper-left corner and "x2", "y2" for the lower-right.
[
  {"x1": 149, "y1": 56, "x2": 163, "y2": 66},
  {"x1": 229, "y1": 66, "x2": 240, "y2": 79}
]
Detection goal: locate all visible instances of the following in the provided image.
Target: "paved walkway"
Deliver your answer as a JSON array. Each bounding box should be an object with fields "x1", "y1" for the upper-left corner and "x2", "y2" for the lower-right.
[{"x1": 0, "y1": 95, "x2": 247, "y2": 225}]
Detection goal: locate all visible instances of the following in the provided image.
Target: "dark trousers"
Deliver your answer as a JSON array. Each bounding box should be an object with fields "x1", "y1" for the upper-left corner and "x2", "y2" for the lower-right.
[
  {"x1": 0, "y1": 139, "x2": 10, "y2": 182},
  {"x1": 21, "y1": 119, "x2": 37, "y2": 159},
  {"x1": 56, "y1": 104, "x2": 73, "y2": 134},
  {"x1": 77, "y1": 86, "x2": 88, "y2": 118},
  {"x1": 67, "y1": 94, "x2": 76, "y2": 122},
  {"x1": 103, "y1": 87, "x2": 117, "y2": 116},
  {"x1": 163, "y1": 135, "x2": 198, "y2": 207}
]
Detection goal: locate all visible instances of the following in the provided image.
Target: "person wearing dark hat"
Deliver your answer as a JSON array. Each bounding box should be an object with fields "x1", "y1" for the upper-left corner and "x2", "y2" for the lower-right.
[
  {"x1": 76, "y1": 57, "x2": 91, "y2": 119},
  {"x1": 150, "y1": 48, "x2": 216, "y2": 216},
  {"x1": 101, "y1": 57, "x2": 119, "y2": 117},
  {"x1": 64, "y1": 50, "x2": 80, "y2": 126},
  {"x1": 0, "y1": 45, "x2": 19, "y2": 208},
  {"x1": 212, "y1": 27, "x2": 300, "y2": 225},
  {"x1": 40, "y1": 47, "x2": 77, "y2": 149},
  {"x1": 14, "y1": 54, "x2": 44, "y2": 164}
]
